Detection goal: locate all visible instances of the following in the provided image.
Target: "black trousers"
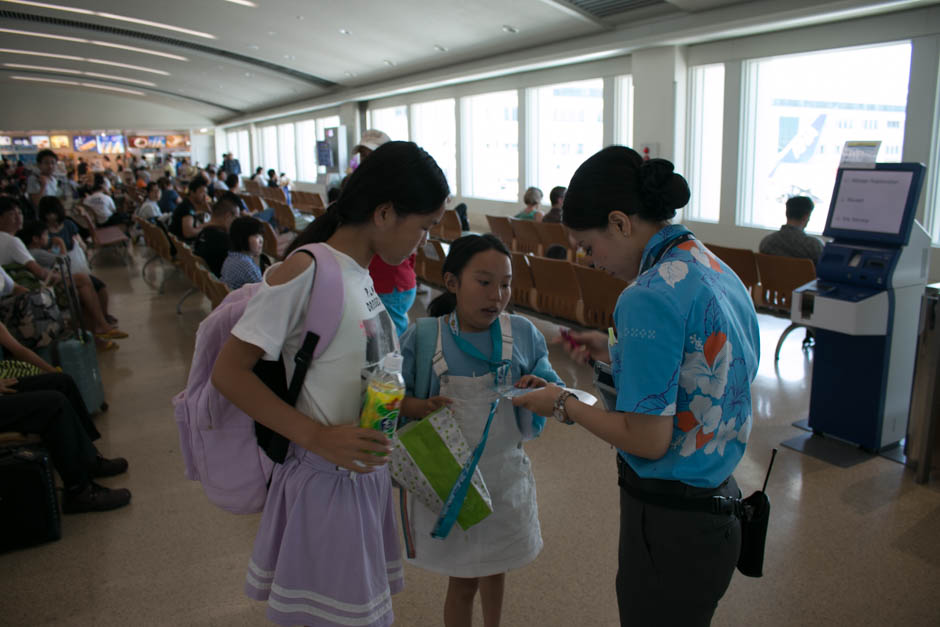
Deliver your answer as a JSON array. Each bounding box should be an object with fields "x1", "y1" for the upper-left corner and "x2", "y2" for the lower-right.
[
  {"x1": 0, "y1": 373, "x2": 98, "y2": 489},
  {"x1": 616, "y1": 456, "x2": 741, "y2": 627}
]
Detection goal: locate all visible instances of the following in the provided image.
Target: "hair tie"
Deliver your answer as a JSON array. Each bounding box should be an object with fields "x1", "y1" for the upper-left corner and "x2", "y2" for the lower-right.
[{"x1": 639, "y1": 158, "x2": 675, "y2": 216}]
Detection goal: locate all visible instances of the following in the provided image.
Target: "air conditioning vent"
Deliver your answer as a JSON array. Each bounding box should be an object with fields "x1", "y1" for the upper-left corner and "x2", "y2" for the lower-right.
[{"x1": 567, "y1": 0, "x2": 665, "y2": 19}]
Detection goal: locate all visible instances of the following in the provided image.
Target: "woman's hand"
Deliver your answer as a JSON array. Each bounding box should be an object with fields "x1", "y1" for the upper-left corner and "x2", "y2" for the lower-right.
[
  {"x1": 511, "y1": 383, "x2": 563, "y2": 418},
  {"x1": 555, "y1": 328, "x2": 610, "y2": 365},
  {"x1": 515, "y1": 374, "x2": 548, "y2": 389},
  {"x1": 303, "y1": 423, "x2": 393, "y2": 473},
  {"x1": 0, "y1": 378, "x2": 18, "y2": 395}
]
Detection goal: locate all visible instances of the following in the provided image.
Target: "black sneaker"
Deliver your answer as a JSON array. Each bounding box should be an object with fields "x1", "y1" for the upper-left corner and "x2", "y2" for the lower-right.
[
  {"x1": 62, "y1": 482, "x2": 131, "y2": 514},
  {"x1": 90, "y1": 454, "x2": 129, "y2": 478}
]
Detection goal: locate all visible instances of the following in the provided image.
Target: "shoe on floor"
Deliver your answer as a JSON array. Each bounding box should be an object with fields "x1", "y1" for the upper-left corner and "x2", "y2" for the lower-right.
[
  {"x1": 96, "y1": 328, "x2": 128, "y2": 340},
  {"x1": 62, "y1": 482, "x2": 131, "y2": 514},
  {"x1": 90, "y1": 454, "x2": 128, "y2": 478}
]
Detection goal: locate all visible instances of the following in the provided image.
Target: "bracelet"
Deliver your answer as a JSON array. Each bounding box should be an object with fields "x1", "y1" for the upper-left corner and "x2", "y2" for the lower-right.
[{"x1": 553, "y1": 390, "x2": 576, "y2": 425}]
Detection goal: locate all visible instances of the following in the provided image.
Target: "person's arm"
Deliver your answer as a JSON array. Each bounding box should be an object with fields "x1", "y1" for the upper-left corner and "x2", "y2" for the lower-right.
[
  {"x1": 181, "y1": 214, "x2": 202, "y2": 239},
  {"x1": 513, "y1": 385, "x2": 673, "y2": 459},
  {"x1": 24, "y1": 259, "x2": 56, "y2": 283},
  {"x1": 50, "y1": 236, "x2": 67, "y2": 254},
  {"x1": 0, "y1": 322, "x2": 56, "y2": 373},
  {"x1": 535, "y1": 210, "x2": 544, "y2": 223}
]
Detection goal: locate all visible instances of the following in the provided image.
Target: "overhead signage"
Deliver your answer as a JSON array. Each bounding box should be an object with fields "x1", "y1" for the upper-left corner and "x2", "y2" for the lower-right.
[{"x1": 73, "y1": 135, "x2": 98, "y2": 152}]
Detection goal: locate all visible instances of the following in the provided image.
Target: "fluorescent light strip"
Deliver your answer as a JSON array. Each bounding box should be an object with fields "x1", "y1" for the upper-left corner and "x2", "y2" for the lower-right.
[
  {"x1": 80, "y1": 82, "x2": 144, "y2": 96},
  {"x1": 3, "y1": 1, "x2": 91, "y2": 15},
  {"x1": 1, "y1": 1, "x2": 215, "y2": 40},
  {"x1": 224, "y1": 0, "x2": 257, "y2": 6},
  {"x1": 90, "y1": 41, "x2": 187, "y2": 61},
  {"x1": 9, "y1": 74, "x2": 144, "y2": 95},
  {"x1": 82, "y1": 71, "x2": 155, "y2": 86},
  {"x1": 11, "y1": 75, "x2": 79, "y2": 85},
  {"x1": 4, "y1": 62, "x2": 81, "y2": 74},
  {"x1": 0, "y1": 28, "x2": 189, "y2": 61},
  {"x1": 0, "y1": 49, "x2": 170, "y2": 75},
  {"x1": 4, "y1": 63, "x2": 156, "y2": 86}
]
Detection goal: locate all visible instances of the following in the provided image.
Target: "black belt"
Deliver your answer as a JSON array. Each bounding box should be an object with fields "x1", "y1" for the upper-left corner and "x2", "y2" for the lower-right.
[{"x1": 616, "y1": 455, "x2": 744, "y2": 518}]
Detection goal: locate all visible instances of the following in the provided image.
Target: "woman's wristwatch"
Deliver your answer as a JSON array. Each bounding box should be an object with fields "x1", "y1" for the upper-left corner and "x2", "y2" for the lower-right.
[{"x1": 553, "y1": 390, "x2": 576, "y2": 425}]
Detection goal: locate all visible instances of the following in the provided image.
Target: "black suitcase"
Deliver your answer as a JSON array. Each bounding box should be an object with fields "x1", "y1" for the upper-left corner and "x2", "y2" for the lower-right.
[{"x1": 0, "y1": 445, "x2": 62, "y2": 552}]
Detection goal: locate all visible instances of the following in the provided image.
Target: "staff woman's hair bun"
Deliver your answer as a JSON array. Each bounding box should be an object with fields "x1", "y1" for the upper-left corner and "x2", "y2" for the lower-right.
[{"x1": 638, "y1": 158, "x2": 690, "y2": 222}]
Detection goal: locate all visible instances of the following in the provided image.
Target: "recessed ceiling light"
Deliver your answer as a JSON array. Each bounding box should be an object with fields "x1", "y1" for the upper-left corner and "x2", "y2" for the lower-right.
[
  {"x1": 502, "y1": 25, "x2": 519, "y2": 33},
  {"x1": 0, "y1": 48, "x2": 170, "y2": 75},
  {"x1": 247, "y1": 44, "x2": 259, "y2": 50},
  {"x1": 434, "y1": 44, "x2": 448, "y2": 52},
  {"x1": 1, "y1": 2, "x2": 216, "y2": 39},
  {"x1": 383, "y1": 59, "x2": 395, "y2": 66},
  {"x1": 0, "y1": 28, "x2": 188, "y2": 61},
  {"x1": 339, "y1": 28, "x2": 351, "y2": 35},
  {"x1": 296, "y1": 15, "x2": 304, "y2": 20},
  {"x1": 244, "y1": 71, "x2": 253, "y2": 77},
  {"x1": 199, "y1": 127, "x2": 208, "y2": 133},
  {"x1": 224, "y1": 0, "x2": 257, "y2": 6},
  {"x1": 267, "y1": 31, "x2": 277, "y2": 36},
  {"x1": 344, "y1": 71, "x2": 355, "y2": 77}
]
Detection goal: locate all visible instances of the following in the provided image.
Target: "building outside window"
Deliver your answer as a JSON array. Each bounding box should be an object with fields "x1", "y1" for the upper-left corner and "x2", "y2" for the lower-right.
[
  {"x1": 411, "y1": 98, "x2": 457, "y2": 195},
  {"x1": 738, "y1": 42, "x2": 911, "y2": 233},
  {"x1": 462, "y1": 90, "x2": 519, "y2": 202}
]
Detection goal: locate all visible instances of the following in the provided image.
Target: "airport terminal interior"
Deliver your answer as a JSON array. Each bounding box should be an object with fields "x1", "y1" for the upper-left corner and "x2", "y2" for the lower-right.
[{"x1": 2, "y1": 1, "x2": 940, "y2": 626}]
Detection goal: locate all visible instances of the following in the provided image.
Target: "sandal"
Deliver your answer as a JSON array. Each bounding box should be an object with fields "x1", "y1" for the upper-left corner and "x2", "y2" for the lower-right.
[
  {"x1": 95, "y1": 339, "x2": 119, "y2": 352},
  {"x1": 96, "y1": 328, "x2": 128, "y2": 340}
]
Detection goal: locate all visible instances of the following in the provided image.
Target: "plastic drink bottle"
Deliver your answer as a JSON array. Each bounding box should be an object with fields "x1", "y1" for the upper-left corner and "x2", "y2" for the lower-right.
[{"x1": 359, "y1": 352, "x2": 405, "y2": 453}]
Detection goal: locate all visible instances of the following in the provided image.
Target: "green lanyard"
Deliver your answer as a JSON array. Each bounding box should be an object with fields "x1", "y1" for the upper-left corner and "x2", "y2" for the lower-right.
[{"x1": 447, "y1": 313, "x2": 511, "y2": 387}]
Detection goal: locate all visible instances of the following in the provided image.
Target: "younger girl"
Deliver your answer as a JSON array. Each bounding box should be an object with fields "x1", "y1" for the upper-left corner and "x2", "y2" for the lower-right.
[
  {"x1": 220, "y1": 216, "x2": 265, "y2": 290},
  {"x1": 398, "y1": 234, "x2": 562, "y2": 627},
  {"x1": 211, "y1": 141, "x2": 449, "y2": 627}
]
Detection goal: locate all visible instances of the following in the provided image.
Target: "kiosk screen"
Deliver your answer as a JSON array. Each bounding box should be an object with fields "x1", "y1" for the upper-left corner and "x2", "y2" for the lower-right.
[{"x1": 829, "y1": 169, "x2": 913, "y2": 235}]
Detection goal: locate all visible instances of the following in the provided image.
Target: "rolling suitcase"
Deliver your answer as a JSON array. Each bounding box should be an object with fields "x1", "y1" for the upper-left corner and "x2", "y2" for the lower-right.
[
  {"x1": 0, "y1": 445, "x2": 62, "y2": 552},
  {"x1": 53, "y1": 257, "x2": 108, "y2": 415}
]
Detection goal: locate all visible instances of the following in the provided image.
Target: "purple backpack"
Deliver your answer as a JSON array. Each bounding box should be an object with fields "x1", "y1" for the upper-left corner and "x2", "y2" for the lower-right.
[{"x1": 172, "y1": 243, "x2": 343, "y2": 514}]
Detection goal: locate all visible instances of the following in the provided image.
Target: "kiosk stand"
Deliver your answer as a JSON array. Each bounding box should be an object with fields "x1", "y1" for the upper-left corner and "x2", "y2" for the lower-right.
[{"x1": 791, "y1": 163, "x2": 930, "y2": 452}]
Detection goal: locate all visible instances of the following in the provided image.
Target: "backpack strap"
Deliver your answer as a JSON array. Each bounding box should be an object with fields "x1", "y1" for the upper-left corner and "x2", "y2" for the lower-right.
[{"x1": 413, "y1": 316, "x2": 439, "y2": 400}]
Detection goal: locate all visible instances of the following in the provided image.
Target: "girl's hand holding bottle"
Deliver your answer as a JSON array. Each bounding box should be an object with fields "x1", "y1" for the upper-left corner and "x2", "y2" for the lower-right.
[
  {"x1": 400, "y1": 395, "x2": 453, "y2": 421},
  {"x1": 303, "y1": 422, "x2": 393, "y2": 473}
]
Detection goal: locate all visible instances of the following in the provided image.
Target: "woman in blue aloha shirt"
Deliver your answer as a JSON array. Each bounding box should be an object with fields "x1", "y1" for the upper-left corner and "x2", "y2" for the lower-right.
[{"x1": 513, "y1": 146, "x2": 760, "y2": 627}]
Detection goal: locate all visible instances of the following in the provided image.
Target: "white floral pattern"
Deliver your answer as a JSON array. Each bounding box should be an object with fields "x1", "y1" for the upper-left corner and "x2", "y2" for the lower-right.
[
  {"x1": 679, "y1": 336, "x2": 733, "y2": 398},
  {"x1": 658, "y1": 261, "x2": 688, "y2": 288}
]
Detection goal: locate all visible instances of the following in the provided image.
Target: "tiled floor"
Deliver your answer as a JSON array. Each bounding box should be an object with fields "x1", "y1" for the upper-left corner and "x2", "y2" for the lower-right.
[{"x1": 3, "y1": 246, "x2": 939, "y2": 627}]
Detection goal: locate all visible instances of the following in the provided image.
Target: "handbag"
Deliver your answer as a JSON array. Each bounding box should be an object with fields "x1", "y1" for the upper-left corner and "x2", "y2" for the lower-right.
[
  {"x1": 0, "y1": 287, "x2": 65, "y2": 350},
  {"x1": 389, "y1": 405, "x2": 494, "y2": 540}
]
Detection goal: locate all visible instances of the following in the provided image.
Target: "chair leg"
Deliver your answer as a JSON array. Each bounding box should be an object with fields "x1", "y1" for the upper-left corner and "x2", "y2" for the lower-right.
[
  {"x1": 775, "y1": 323, "x2": 805, "y2": 361},
  {"x1": 176, "y1": 287, "x2": 198, "y2": 314},
  {"x1": 141, "y1": 254, "x2": 160, "y2": 286}
]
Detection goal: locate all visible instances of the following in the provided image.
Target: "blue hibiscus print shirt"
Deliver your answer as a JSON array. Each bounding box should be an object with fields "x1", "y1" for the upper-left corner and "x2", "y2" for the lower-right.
[{"x1": 612, "y1": 224, "x2": 760, "y2": 488}]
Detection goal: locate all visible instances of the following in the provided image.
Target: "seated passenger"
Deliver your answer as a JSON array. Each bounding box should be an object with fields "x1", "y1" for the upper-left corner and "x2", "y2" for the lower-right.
[
  {"x1": 543, "y1": 186, "x2": 566, "y2": 223},
  {"x1": 0, "y1": 320, "x2": 131, "y2": 514},
  {"x1": 83, "y1": 177, "x2": 131, "y2": 229},
  {"x1": 515, "y1": 186, "x2": 544, "y2": 221},
  {"x1": 194, "y1": 194, "x2": 239, "y2": 276},
  {"x1": 220, "y1": 216, "x2": 265, "y2": 290},
  {"x1": 0, "y1": 197, "x2": 125, "y2": 341},
  {"x1": 157, "y1": 177, "x2": 181, "y2": 214},
  {"x1": 170, "y1": 176, "x2": 208, "y2": 243},
  {"x1": 135, "y1": 182, "x2": 163, "y2": 221},
  {"x1": 759, "y1": 195, "x2": 824, "y2": 265}
]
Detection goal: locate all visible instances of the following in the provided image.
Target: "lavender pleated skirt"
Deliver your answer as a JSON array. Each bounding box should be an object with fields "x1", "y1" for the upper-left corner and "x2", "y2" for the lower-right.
[{"x1": 244, "y1": 444, "x2": 404, "y2": 627}]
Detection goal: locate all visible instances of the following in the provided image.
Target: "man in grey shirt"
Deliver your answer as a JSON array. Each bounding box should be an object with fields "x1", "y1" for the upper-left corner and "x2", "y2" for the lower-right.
[{"x1": 759, "y1": 196, "x2": 824, "y2": 265}]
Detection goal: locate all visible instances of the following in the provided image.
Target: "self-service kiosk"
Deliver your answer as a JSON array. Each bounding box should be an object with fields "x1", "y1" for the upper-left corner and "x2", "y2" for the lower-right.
[{"x1": 791, "y1": 163, "x2": 930, "y2": 451}]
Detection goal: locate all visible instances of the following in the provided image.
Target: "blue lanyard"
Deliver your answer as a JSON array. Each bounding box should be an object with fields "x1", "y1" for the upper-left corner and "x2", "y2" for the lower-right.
[
  {"x1": 447, "y1": 314, "x2": 511, "y2": 387},
  {"x1": 640, "y1": 232, "x2": 694, "y2": 274}
]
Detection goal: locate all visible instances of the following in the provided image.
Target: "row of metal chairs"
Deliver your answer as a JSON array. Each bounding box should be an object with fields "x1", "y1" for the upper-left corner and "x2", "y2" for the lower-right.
[
  {"x1": 485, "y1": 215, "x2": 573, "y2": 260},
  {"x1": 704, "y1": 243, "x2": 817, "y2": 360},
  {"x1": 415, "y1": 240, "x2": 627, "y2": 330},
  {"x1": 136, "y1": 217, "x2": 230, "y2": 311}
]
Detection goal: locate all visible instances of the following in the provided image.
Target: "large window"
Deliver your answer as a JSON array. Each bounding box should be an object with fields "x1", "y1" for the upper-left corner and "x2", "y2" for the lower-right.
[
  {"x1": 462, "y1": 90, "x2": 519, "y2": 202},
  {"x1": 261, "y1": 126, "x2": 278, "y2": 175},
  {"x1": 277, "y1": 123, "x2": 296, "y2": 182},
  {"x1": 296, "y1": 120, "x2": 318, "y2": 182},
  {"x1": 369, "y1": 106, "x2": 408, "y2": 140},
  {"x1": 739, "y1": 42, "x2": 911, "y2": 232},
  {"x1": 685, "y1": 64, "x2": 725, "y2": 223},
  {"x1": 614, "y1": 74, "x2": 634, "y2": 148},
  {"x1": 411, "y1": 98, "x2": 457, "y2": 195},
  {"x1": 530, "y1": 79, "x2": 604, "y2": 194}
]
